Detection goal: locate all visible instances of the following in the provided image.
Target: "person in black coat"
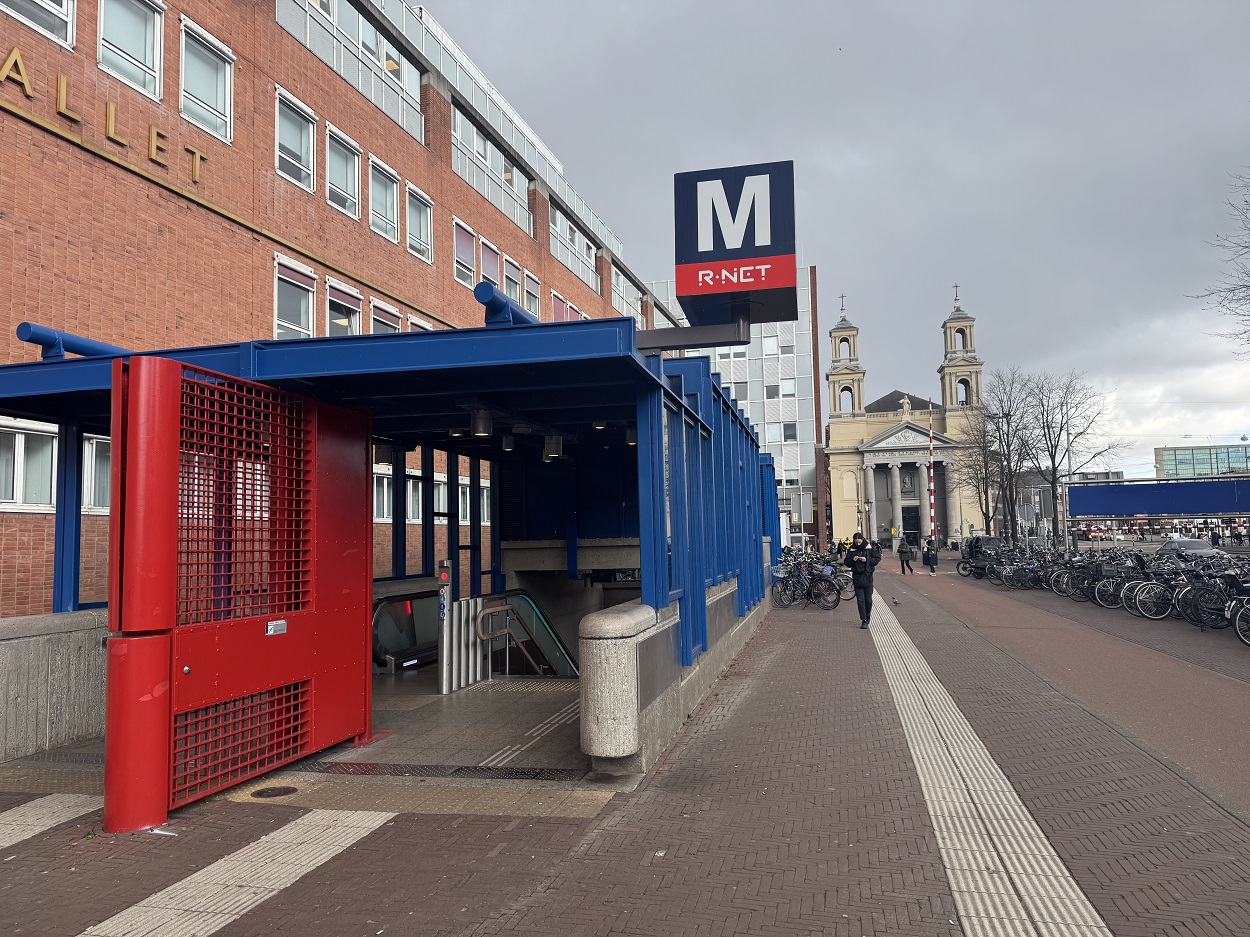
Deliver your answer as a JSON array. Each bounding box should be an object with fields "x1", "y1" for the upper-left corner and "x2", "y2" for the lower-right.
[{"x1": 844, "y1": 532, "x2": 881, "y2": 629}]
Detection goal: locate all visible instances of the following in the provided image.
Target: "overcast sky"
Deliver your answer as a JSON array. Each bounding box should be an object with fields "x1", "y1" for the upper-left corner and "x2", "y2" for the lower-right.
[{"x1": 429, "y1": 1, "x2": 1250, "y2": 477}]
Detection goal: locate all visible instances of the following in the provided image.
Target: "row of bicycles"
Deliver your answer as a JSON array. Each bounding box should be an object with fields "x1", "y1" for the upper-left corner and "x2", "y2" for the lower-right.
[
  {"x1": 959, "y1": 545, "x2": 1250, "y2": 645},
  {"x1": 770, "y1": 547, "x2": 854, "y2": 610}
]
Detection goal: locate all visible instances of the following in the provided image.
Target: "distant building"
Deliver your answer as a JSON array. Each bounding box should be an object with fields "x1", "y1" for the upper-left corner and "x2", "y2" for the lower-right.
[
  {"x1": 1154, "y1": 446, "x2": 1250, "y2": 478},
  {"x1": 649, "y1": 269, "x2": 826, "y2": 549},
  {"x1": 1071, "y1": 471, "x2": 1124, "y2": 482}
]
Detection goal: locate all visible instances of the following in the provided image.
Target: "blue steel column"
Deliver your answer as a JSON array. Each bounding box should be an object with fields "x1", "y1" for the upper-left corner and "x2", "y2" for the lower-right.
[
  {"x1": 468, "y1": 456, "x2": 482, "y2": 596},
  {"x1": 565, "y1": 459, "x2": 578, "y2": 579},
  {"x1": 52, "y1": 421, "x2": 84, "y2": 612},
  {"x1": 636, "y1": 380, "x2": 665, "y2": 610},
  {"x1": 490, "y1": 459, "x2": 504, "y2": 593},
  {"x1": 421, "y1": 446, "x2": 435, "y2": 577},
  {"x1": 390, "y1": 446, "x2": 408, "y2": 580},
  {"x1": 448, "y1": 453, "x2": 460, "y2": 601}
]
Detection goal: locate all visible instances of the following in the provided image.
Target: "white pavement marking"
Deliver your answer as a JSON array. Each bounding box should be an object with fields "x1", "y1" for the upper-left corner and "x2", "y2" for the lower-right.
[
  {"x1": 0, "y1": 793, "x2": 103, "y2": 850},
  {"x1": 479, "y1": 699, "x2": 580, "y2": 767},
  {"x1": 867, "y1": 593, "x2": 1113, "y2": 937},
  {"x1": 79, "y1": 808, "x2": 394, "y2": 937}
]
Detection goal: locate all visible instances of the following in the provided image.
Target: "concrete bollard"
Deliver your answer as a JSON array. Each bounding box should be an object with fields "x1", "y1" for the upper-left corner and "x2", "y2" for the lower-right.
[{"x1": 578, "y1": 602, "x2": 657, "y2": 759}]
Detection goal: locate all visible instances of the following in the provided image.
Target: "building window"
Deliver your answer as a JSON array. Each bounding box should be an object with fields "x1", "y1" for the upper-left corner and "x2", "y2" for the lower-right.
[
  {"x1": 549, "y1": 204, "x2": 600, "y2": 292},
  {"x1": 459, "y1": 483, "x2": 471, "y2": 524},
  {"x1": 731, "y1": 346, "x2": 746, "y2": 359},
  {"x1": 371, "y1": 299, "x2": 401, "y2": 334},
  {"x1": 450, "y1": 106, "x2": 531, "y2": 232},
  {"x1": 82, "y1": 437, "x2": 111, "y2": 510},
  {"x1": 453, "y1": 222, "x2": 476, "y2": 287},
  {"x1": 766, "y1": 423, "x2": 781, "y2": 444},
  {"x1": 0, "y1": 425, "x2": 55, "y2": 508},
  {"x1": 783, "y1": 423, "x2": 797, "y2": 442},
  {"x1": 181, "y1": 20, "x2": 233, "y2": 142},
  {"x1": 2, "y1": 0, "x2": 74, "y2": 45},
  {"x1": 781, "y1": 378, "x2": 796, "y2": 398},
  {"x1": 98, "y1": 0, "x2": 161, "y2": 99},
  {"x1": 408, "y1": 315, "x2": 434, "y2": 332},
  {"x1": 611, "y1": 266, "x2": 643, "y2": 326},
  {"x1": 369, "y1": 159, "x2": 399, "y2": 242},
  {"x1": 326, "y1": 281, "x2": 361, "y2": 336},
  {"x1": 481, "y1": 486, "x2": 491, "y2": 524},
  {"x1": 780, "y1": 343, "x2": 795, "y2": 356},
  {"x1": 326, "y1": 127, "x2": 360, "y2": 217},
  {"x1": 765, "y1": 384, "x2": 779, "y2": 400},
  {"x1": 373, "y1": 473, "x2": 392, "y2": 521},
  {"x1": 524, "y1": 273, "x2": 540, "y2": 316},
  {"x1": 503, "y1": 258, "x2": 521, "y2": 303},
  {"x1": 275, "y1": 260, "x2": 315, "y2": 339},
  {"x1": 434, "y1": 479, "x2": 448, "y2": 519},
  {"x1": 275, "y1": 93, "x2": 315, "y2": 189},
  {"x1": 480, "y1": 240, "x2": 500, "y2": 287},
  {"x1": 762, "y1": 336, "x2": 779, "y2": 356},
  {"x1": 405, "y1": 185, "x2": 432, "y2": 262},
  {"x1": 732, "y1": 383, "x2": 746, "y2": 400},
  {"x1": 552, "y1": 293, "x2": 581, "y2": 323}
]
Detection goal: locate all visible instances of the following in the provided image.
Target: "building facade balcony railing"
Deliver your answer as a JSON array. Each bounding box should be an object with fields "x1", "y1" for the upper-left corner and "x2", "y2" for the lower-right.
[{"x1": 451, "y1": 136, "x2": 532, "y2": 234}]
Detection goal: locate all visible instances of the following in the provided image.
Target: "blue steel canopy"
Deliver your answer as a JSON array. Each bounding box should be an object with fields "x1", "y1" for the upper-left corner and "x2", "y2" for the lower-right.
[{"x1": 0, "y1": 319, "x2": 665, "y2": 455}]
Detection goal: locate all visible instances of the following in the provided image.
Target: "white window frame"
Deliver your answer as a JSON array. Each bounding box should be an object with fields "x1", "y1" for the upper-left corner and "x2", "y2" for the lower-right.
[
  {"x1": 369, "y1": 156, "x2": 400, "y2": 243},
  {"x1": 98, "y1": 0, "x2": 164, "y2": 102},
  {"x1": 433, "y1": 476, "x2": 449, "y2": 524},
  {"x1": 502, "y1": 255, "x2": 521, "y2": 304},
  {"x1": 325, "y1": 276, "x2": 362, "y2": 336},
  {"x1": 370, "y1": 297, "x2": 401, "y2": 334},
  {"x1": 273, "y1": 254, "x2": 317, "y2": 339},
  {"x1": 452, "y1": 218, "x2": 476, "y2": 288},
  {"x1": 2, "y1": 0, "x2": 75, "y2": 48},
  {"x1": 458, "y1": 482, "x2": 471, "y2": 524},
  {"x1": 81, "y1": 435, "x2": 112, "y2": 514},
  {"x1": 180, "y1": 16, "x2": 234, "y2": 143},
  {"x1": 325, "y1": 123, "x2": 361, "y2": 219},
  {"x1": 408, "y1": 314, "x2": 434, "y2": 332},
  {"x1": 405, "y1": 475, "x2": 422, "y2": 523},
  {"x1": 0, "y1": 418, "x2": 58, "y2": 513},
  {"x1": 523, "y1": 271, "x2": 540, "y2": 317},
  {"x1": 405, "y1": 183, "x2": 433, "y2": 263},
  {"x1": 780, "y1": 377, "x2": 797, "y2": 398},
  {"x1": 275, "y1": 87, "x2": 316, "y2": 191},
  {"x1": 479, "y1": 237, "x2": 501, "y2": 287},
  {"x1": 372, "y1": 472, "x2": 392, "y2": 521}
]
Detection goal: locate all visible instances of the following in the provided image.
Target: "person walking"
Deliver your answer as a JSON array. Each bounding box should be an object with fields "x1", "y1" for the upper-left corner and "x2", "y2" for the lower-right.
[
  {"x1": 923, "y1": 537, "x2": 938, "y2": 576},
  {"x1": 844, "y1": 532, "x2": 881, "y2": 629},
  {"x1": 897, "y1": 538, "x2": 914, "y2": 575}
]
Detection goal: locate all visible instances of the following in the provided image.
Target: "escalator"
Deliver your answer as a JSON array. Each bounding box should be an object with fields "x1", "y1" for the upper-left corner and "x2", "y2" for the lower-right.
[{"x1": 372, "y1": 588, "x2": 577, "y2": 678}]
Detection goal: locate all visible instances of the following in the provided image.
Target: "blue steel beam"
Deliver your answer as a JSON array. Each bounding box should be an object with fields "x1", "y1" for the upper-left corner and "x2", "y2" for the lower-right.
[{"x1": 51, "y1": 421, "x2": 84, "y2": 612}]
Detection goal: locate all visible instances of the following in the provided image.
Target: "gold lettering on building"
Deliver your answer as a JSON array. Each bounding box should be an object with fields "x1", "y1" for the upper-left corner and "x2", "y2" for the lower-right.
[
  {"x1": 0, "y1": 46, "x2": 33, "y2": 98},
  {"x1": 104, "y1": 102, "x2": 127, "y2": 147},
  {"x1": 148, "y1": 125, "x2": 168, "y2": 167},
  {"x1": 185, "y1": 145, "x2": 207, "y2": 184},
  {"x1": 56, "y1": 74, "x2": 81, "y2": 123}
]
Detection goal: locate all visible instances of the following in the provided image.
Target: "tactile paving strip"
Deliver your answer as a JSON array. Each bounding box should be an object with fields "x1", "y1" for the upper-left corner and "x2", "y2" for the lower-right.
[{"x1": 868, "y1": 594, "x2": 1113, "y2": 937}]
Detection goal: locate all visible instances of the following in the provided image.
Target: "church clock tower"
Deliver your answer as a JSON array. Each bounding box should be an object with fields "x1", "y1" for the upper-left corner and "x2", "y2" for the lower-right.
[
  {"x1": 937, "y1": 289, "x2": 983, "y2": 410},
  {"x1": 827, "y1": 300, "x2": 866, "y2": 415}
]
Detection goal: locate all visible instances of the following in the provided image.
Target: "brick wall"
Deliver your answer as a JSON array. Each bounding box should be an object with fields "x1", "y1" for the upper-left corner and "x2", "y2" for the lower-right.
[{"x1": 0, "y1": 0, "x2": 623, "y2": 615}]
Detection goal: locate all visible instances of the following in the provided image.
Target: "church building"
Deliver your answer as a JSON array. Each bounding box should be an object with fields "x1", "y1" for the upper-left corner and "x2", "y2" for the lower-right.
[{"x1": 824, "y1": 297, "x2": 985, "y2": 546}]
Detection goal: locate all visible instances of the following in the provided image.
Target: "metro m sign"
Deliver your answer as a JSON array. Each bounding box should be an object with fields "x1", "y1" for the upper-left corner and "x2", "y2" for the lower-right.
[{"x1": 674, "y1": 160, "x2": 797, "y2": 327}]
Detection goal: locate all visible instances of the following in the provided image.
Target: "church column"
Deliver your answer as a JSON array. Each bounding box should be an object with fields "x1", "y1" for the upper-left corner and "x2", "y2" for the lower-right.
[
  {"x1": 888, "y1": 463, "x2": 903, "y2": 541},
  {"x1": 863, "y1": 463, "x2": 877, "y2": 536},
  {"x1": 943, "y1": 459, "x2": 961, "y2": 542},
  {"x1": 919, "y1": 461, "x2": 932, "y2": 539}
]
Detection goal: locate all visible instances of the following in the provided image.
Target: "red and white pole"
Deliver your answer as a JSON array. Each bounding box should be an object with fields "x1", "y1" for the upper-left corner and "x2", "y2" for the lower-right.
[{"x1": 928, "y1": 399, "x2": 936, "y2": 543}]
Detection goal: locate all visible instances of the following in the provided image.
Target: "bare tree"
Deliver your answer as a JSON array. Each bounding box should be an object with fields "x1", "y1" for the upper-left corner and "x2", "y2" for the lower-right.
[
  {"x1": 983, "y1": 368, "x2": 1037, "y2": 546},
  {"x1": 1201, "y1": 172, "x2": 1250, "y2": 344},
  {"x1": 952, "y1": 407, "x2": 1000, "y2": 534},
  {"x1": 1026, "y1": 370, "x2": 1127, "y2": 545}
]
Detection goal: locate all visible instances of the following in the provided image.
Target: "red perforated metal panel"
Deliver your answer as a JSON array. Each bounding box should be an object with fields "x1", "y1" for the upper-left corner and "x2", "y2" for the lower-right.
[
  {"x1": 170, "y1": 681, "x2": 310, "y2": 806},
  {"x1": 176, "y1": 367, "x2": 312, "y2": 626}
]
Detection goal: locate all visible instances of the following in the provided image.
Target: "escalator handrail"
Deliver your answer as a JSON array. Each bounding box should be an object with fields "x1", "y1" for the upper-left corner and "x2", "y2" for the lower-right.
[
  {"x1": 475, "y1": 605, "x2": 549, "y2": 676},
  {"x1": 488, "y1": 589, "x2": 579, "y2": 675}
]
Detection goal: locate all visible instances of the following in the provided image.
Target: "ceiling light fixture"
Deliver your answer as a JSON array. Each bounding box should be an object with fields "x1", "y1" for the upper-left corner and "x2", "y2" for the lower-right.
[
  {"x1": 626, "y1": 428, "x2": 637, "y2": 446},
  {"x1": 543, "y1": 435, "x2": 563, "y2": 461},
  {"x1": 471, "y1": 409, "x2": 492, "y2": 437},
  {"x1": 502, "y1": 434, "x2": 514, "y2": 452},
  {"x1": 593, "y1": 420, "x2": 607, "y2": 430}
]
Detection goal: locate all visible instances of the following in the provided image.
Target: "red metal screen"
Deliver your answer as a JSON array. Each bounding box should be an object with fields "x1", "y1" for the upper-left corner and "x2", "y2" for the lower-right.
[
  {"x1": 176, "y1": 367, "x2": 312, "y2": 626},
  {"x1": 170, "y1": 681, "x2": 311, "y2": 806}
]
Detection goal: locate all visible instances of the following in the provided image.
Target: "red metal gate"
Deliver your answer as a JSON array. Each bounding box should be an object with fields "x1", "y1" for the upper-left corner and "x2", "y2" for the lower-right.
[{"x1": 103, "y1": 357, "x2": 372, "y2": 832}]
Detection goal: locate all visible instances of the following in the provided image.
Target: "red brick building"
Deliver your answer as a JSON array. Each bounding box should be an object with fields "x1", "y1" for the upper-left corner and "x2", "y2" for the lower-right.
[{"x1": 0, "y1": 0, "x2": 675, "y2": 616}]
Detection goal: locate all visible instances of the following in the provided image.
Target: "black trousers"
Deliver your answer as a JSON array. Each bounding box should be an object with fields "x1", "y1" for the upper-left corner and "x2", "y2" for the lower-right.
[
  {"x1": 900, "y1": 557, "x2": 913, "y2": 574},
  {"x1": 854, "y1": 585, "x2": 873, "y2": 624}
]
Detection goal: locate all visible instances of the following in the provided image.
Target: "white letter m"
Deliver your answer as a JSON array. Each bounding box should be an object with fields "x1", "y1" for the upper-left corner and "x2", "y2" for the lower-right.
[{"x1": 696, "y1": 174, "x2": 771, "y2": 252}]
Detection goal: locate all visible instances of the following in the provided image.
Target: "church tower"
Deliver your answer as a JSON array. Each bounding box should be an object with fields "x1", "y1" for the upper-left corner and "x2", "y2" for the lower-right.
[
  {"x1": 827, "y1": 300, "x2": 866, "y2": 416},
  {"x1": 937, "y1": 290, "x2": 983, "y2": 409}
]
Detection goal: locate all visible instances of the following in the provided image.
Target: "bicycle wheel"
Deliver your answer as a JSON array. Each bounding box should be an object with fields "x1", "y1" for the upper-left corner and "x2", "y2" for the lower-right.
[
  {"x1": 811, "y1": 578, "x2": 840, "y2": 610},
  {"x1": 833, "y1": 574, "x2": 854, "y2": 599},
  {"x1": 1135, "y1": 583, "x2": 1173, "y2": 620},
  {"x1": 1235, "y1": 604, "x2": 1250, "y2": 647},
  {"x1": 1068, "y1": 573, "x2": 1092, "y2": 602},
  {"x1": 1191, "y1": 585, "x2": 1230, "y2": 629},
  {"x1": 1093, "y1": 578, "x2": 1122, "y2": 609},
  {"x1": 771, "y1": 579, "x2": 795, "y2": 608},
  {"x1": 1121, "y1": 581, "x2": 1147, "y2": 617},
  {"x1": 956, "y1": 560, "x2": 972, "y2": 578},
  {"x1": 987, "y1": 564, "x2": 1005, "y2": 586}
]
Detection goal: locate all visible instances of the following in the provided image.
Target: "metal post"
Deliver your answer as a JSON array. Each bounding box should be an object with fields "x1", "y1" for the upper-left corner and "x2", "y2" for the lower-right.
[
  {"x1": 448, "y1": 453, "x2": 460, "y2": 602},
  {"x1": 390, "y1": 445, "x2": 408, "y2": 580},
  {"x1": 490, "y1": 460, "x2": 504, "y2": 593},
  {"x1": 52, "y1": 421, "x2": 84, "y2": 612},
  {"x1": 421, "y1": 446, "x2": 434, "y2": 577},
  {"x1": 468, "y1": 456, "x2": 482, "y2": 596}
]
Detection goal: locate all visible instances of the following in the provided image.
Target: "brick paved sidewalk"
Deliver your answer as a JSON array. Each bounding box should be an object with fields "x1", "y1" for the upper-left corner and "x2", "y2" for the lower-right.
[{"x1": 888, "y1": 573, "x2": 1250, "y2": 937}]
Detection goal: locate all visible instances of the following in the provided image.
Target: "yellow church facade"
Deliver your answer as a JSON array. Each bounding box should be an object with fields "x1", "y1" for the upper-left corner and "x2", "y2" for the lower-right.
[{"x1": 824, "y1": 300, "x2": 985, "y2": 546}]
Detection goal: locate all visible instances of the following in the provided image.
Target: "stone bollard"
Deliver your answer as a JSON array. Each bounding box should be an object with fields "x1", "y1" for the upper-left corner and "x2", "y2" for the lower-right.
[{"x1": 579, "y1": 602, "x2": 658, "y2": 761}]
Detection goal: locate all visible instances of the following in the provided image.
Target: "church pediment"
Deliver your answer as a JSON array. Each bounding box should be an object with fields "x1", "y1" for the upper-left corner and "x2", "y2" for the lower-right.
[{"x1": 861, "y1": 421, "x2": 957, "y2": 452}]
